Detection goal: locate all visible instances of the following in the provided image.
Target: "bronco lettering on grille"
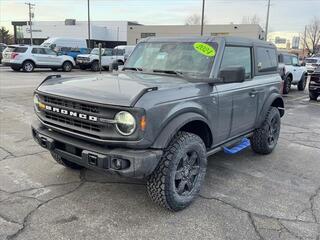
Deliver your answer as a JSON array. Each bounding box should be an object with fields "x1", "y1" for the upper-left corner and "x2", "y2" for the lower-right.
[{"x1": 45, "y1": 105, "x2": 98, "y2": 122}]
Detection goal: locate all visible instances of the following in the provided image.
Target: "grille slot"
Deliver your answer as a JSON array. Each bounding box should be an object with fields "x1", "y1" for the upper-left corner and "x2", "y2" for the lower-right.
[
  {"x1": 43, "y1": 95, "x2": 100, "y2": 113},
  {"x1": 45, "y1": 112, "x2": 102, "y2": 132}
]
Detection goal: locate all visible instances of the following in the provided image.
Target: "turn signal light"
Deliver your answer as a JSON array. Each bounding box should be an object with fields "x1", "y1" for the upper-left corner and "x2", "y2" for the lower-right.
[{"x1": 140, "y1": 116, "x2": 146, "y2": 131}]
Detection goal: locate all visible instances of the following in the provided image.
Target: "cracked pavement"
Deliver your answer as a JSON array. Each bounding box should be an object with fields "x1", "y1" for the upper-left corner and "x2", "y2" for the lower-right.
[{"x1": 0, "y1": 67, "x2": 319, "y2": 240}]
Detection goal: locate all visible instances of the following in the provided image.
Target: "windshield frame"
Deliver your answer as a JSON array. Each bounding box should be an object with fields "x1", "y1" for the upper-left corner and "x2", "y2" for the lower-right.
[{"x1": 124, "y1": 41, "x2": 219, "y2": 80}]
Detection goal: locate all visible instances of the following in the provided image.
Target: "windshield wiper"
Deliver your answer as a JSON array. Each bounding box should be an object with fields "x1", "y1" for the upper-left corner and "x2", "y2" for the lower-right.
[
  {"x1": 122, "y1": 67, "x2": 143, "y2": 71},
  {"x1": 152, "y1": 69, "x2": 185, "y2": 77}
]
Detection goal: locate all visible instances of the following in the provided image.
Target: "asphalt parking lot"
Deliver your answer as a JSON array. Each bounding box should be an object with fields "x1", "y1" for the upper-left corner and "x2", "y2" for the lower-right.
[{"x1": 0, "y1": 67, "x2": 319, "y2": 240}]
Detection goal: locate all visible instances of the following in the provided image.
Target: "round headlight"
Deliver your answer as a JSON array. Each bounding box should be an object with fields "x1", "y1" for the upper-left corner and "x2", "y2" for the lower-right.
[{"x1": 114, "y1": 111, "x2": 136, "y2": 136}]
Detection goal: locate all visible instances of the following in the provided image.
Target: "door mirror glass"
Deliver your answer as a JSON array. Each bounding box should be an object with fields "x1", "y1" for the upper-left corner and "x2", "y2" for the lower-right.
[{"x1": 218, "y1": 66, "x2": 245, "y2": 83}]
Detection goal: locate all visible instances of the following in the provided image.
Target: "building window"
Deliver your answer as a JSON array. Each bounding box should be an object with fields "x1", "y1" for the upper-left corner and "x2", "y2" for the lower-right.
[{"x1": 141, "y1": 33, "x2": 156, "y2": 38}]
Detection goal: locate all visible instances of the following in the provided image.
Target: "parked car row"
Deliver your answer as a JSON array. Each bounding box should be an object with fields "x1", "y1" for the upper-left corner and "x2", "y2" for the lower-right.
[{"x1": 1, "y1": 44, "x2": 135, "y2": 72}]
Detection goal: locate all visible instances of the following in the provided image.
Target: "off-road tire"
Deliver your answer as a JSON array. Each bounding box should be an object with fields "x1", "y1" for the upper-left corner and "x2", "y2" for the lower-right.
[
  {"x1": 283, "y1": 75, "x2": 292, "y2": 94},
  {"x1": 62, "y1": 61, "x2": 73, "y2": 72},
  {"x1": 91, "y1": 61, "x2": 100, "y2": 71},
  {"x1": 297, "y1": 74, "x2": 307, "y2": 91},
  {"x1": 309, "y1": 91, "x2": 318, "y2": 101},
  {"x1": 250, "y1": 107, "x2": 281, "y2": 155},
  {"x1": 147, "y1": 131, "x2": 207, "y2": 211},
  {"x1": 22, "y1": 61, "x2": 35, "y2": 72},
  {"x1": 50, "y1": 151, "x2": 83, "y2": 170},
  {"x1": 11, "y1": 66, "x2": 21, "y2": 71}
]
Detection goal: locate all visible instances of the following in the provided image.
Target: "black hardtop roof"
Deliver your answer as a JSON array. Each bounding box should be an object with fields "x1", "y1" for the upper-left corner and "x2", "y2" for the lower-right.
[{"x1": 141, "y1": 36, "x2": 275, "y2": 48}]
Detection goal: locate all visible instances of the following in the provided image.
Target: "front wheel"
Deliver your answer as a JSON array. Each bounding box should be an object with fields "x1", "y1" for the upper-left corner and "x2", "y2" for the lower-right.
[
  {"x1": 297, "y1": 74, "x2": 307, "y2": 91},
  {"x1": 62, "y1": 61, "x2": 73, "y2": 72},
  {"x1": 147, "y1": 132, "x2": 207, "y2": 211},
  {"x1": 22, "y1": 61, "x2": 35, "y2": 72},
  {"x1": 250, "y1": 107, "x2": 281, "y2": 155},
  {"x1": 91, "y1": 61, "x2": 100, "y2": 71},
  {"x1": 283, "y1": 75, "x2": 292, "y2": 94},
  {"x1": 309, "y1": 91, "x2": 318, "y2": 101}
]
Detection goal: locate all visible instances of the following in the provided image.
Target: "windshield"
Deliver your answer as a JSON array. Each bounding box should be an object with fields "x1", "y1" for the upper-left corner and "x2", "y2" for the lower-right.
[
  {"x1": 90, "y1": 48, "x2": 100, "y2": 55},
  {"x1": 125, "y1": 41, "x2": 218, "y2": 78},
  {"x1": 305, "y1": 58, "x2": 318, "y2": 64}
]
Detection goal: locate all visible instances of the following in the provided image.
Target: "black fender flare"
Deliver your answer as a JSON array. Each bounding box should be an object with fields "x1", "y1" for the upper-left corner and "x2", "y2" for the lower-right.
[
  {"x1": 255, "y1": 93, "x2": 284, "y2": 128},
  {"x1": 151, "y1": 112, "x2": 212, "y2": 149}
]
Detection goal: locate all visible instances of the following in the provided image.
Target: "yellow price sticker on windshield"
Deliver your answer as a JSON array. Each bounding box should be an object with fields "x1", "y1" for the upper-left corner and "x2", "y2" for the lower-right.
[{"x1": 193, "y1": 42, "x2": 216, "y2": 57}]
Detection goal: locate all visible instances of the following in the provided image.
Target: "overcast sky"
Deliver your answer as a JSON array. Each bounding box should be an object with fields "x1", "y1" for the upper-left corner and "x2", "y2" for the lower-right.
[{"x1": 1, "y1": 0, "x2": 319, "y2": 33}]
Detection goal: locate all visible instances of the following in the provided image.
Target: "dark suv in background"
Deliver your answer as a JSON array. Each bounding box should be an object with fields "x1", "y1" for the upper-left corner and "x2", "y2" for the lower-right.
[{"x1": 309, "y1": 66, "x2": 320, "y2": 100}]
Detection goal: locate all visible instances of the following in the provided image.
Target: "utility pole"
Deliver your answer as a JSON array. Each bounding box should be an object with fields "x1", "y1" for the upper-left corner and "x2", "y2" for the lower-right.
[
  {"x1": 200, "y1": 0, "x2": 205, "y2": 36},
  {"x1": 25, "y1": 2, "x2": 35, "y2": 45},
  {"x1": 265, "y1": 0, "x2": 271, "y2": 41},
  {"x1": 87, "y1": 0, "x2": 91, "y2": 49}
]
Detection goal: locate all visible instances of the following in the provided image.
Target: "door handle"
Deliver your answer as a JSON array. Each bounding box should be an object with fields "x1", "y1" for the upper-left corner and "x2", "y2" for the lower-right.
[{"x1": 249, "y1": 90, "x2": 258, "y2": 98}]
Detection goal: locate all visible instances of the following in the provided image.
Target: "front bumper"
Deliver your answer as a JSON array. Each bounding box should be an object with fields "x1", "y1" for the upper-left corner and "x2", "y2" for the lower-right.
[{"x1": 31, "y1": 120, "x2": 162, "y2": 178}]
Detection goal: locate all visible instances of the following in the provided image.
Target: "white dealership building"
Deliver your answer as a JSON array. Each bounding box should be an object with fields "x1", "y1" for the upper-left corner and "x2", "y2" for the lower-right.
[{"x1": 12, "y1": 19, "x2": 265, "y2": 47}]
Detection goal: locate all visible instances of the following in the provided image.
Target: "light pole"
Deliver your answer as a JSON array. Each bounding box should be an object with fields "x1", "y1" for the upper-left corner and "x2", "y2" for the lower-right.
[
  {"x1": 87, "y1": 0, "x2": 91, "y2": 48},
  {"x1": 200, "y1": 0, "x2": 205, "y2": 36},
  {"x1": 265, "y1": 0, "x2": 271, "y2": 41},
  {"x1": 25, "y1": 2, "x2": 35, "y2": 45}
]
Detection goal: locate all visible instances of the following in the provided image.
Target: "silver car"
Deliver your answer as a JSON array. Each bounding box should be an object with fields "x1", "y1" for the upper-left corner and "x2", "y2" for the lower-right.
[{"x1": 2, "y1": 45, "x2": 76, "y2": 72}]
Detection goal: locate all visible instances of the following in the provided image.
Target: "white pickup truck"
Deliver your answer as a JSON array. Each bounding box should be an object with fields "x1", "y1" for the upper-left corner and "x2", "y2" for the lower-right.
[
  {"x1": 76, "y1": 48, "x2": 124, "y2": 71},
  {"x1": 278, "y1": 53, "x2": 308, "y2": 94}
]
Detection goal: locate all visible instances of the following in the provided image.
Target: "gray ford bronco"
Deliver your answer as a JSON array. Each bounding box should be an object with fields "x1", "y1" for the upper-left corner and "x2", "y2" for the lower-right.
[{"x1": 32, "y1": 36, "x2": 284, "y2": 211}]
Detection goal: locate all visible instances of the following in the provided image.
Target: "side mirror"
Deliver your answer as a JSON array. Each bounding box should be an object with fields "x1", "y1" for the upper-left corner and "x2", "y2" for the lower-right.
[{"x1": 218, "y1": 66, "x2": 246, "y2": 83}]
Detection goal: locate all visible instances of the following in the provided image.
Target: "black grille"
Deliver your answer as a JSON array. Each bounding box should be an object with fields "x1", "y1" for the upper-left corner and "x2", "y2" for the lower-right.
[
  {"x1": 45, "y1": 112, "x2": 102, "y2": 132},
  {"x1": 43, "y1": 95, "x2": 100, "y2": 113}
]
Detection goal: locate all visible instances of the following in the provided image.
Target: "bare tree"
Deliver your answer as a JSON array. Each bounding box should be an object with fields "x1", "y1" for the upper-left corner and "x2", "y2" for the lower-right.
[
  {"x1": 241, "y1": 15, "x2": 261, "y2": 25},
  {"x1": 185, "y1": 14, "x2": 207, "y2": 25},
  {"x1": 0, "y1": 27, "x2": 14, "y2": 44},
  {"x1": 302, "y1": 17, "x2": 320, "y2": 55}
]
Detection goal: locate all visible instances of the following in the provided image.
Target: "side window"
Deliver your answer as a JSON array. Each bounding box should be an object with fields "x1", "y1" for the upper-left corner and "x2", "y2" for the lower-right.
[
  {"x1": 220, "y1": 46, "x2": 252, "y2": 79},
  {"x1": 256, "y1": 47, "x2": 278, "y2": 73},
  {"x1": 44, "y1": 48, "x2": 57, "y2": 56},
  {"x1": 283, "y1": 55, "x2": 292, "y2": 65},
  {"x1": 31, "y1": 48, "x2": 45, "y2": 54},
  {"x1": 292, "y1": 56, "x2": 299, "y2": 66}
]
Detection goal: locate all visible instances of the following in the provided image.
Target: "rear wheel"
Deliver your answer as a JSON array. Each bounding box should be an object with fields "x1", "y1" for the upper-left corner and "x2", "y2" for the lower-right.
[
  {"x1": 91, "y1": 61, "x2": 99, "y2": 71},
  {"x1": 62, "y1": 61, "x2": 73, "y2": 72},
  {"x1": 51, "y1": 151, "x2": 83, "y2": 170},
  {"x1": 11, "y1": 66, "x2": 21, "y2": 71},
  {"x1": 297, "y1": 74, "x2": 307, "y2": 91},
  {"x1": 22, "y1": 61, "x2": 35, "y2": 72},
  {"x1": 250, "y1": 107, "x2": 281, "y2": 155},
  {"x1": 283, "y1": 75, "x2": 292, "y2": 94},
  {"x1": 147, "y1": 131, "x2": 207, "y2": 211},
  {"x1": 309, "y1": 91, "x2": 318, "y2": 101}
]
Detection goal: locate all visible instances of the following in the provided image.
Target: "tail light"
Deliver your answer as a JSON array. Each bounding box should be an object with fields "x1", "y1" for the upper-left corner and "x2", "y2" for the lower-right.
[{"x1": 11, "y1": 53, "x2": 19, "y2": 59}]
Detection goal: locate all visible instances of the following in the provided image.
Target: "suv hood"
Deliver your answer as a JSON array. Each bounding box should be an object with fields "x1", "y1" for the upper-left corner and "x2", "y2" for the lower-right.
[{"x1": 37, "y1": 72, "x2": 193, "y2": 107}]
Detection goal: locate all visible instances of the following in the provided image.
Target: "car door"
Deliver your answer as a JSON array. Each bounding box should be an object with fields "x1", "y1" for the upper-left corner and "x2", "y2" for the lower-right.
[
  {"x1": 43, "y1": 48, "x2": 61, "y2": 66},
  {"x1": 31, "y1": 47, "x2": 47, "y2": 65},
  {"x1": 101, "y1": 49, "x2": 113, "y2": 66},
  {"x1": 291, "y1": 55, "x2": 303, "y2": 82},
  {"x1": 215, "y1": 45, "x2": 258, "y2": 139}
]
